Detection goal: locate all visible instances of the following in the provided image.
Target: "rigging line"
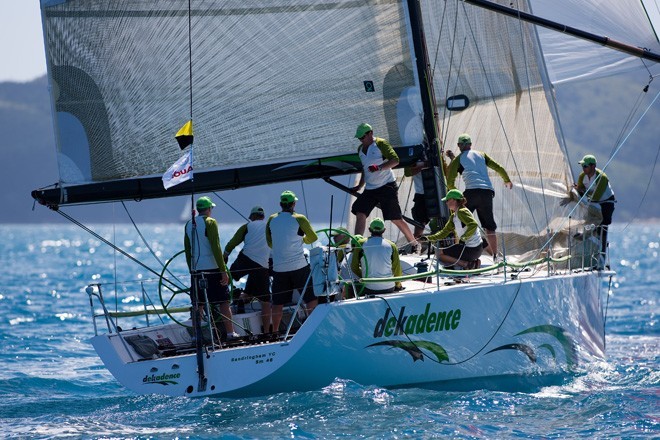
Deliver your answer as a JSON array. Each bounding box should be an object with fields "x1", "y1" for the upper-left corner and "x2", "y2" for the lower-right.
[
  {"x1": 339, "y1": 174, "x2": 352, "y2": 228},
  {"x1": 533, "y1": 89, "x2": 660, "y2": 261},
  {"x1": 212, "y1": 191, "x2": 248, "y2": 221},
  {"x1": 430, "y1": 0, "x2": 450, "y2": 76},
  {"x1": 609, "y1": 80, "x2": 653, "y2": 158},
  {"x1": 187, "y1": 0, "x2": 193, "y2": 119},
  {"x1": 140, "y1": 283, "x2": 166, "y2": 326},
  {"x1": 439, "y1": 4, "x2": 461, "y2": 143},
  {"x1": 513, "y1": 1, "x2": 550, "y2": 234},
  {"x1": 603, "y1": 275, "x2": 613, "y2": 351},
  {"x1": 113, "y1": 204, "x2": 118, "y2": 324},
  {"x1": 459, "y1": 1, "x2": 543, "y2": 236},
  {"x1": 184, "y1": 0, "x2": 206, "y2": 388},
  {"x1": 53, "y1": 209, "x2": 183, "y2": 290},
  {"x1": 120, "y1": 201, "x2": 187, "y2": 289},
  {"x1": 441, "y1": 37, "x2": 468, "y2": 151},
  {"x1": 431, "y1": 0, "x2": 455, "y2": 138},
  {"x1": 300, "y1": 181, "x2": 309, "y2": 219},
  {"x1": 621, "y1": 142, "x2": 660, "y2": 233}
]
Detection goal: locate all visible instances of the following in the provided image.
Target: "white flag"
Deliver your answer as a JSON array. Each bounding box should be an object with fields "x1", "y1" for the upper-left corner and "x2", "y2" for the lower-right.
[{"x1": 162, "y1": 149, "x2": 193, "y2": 189}]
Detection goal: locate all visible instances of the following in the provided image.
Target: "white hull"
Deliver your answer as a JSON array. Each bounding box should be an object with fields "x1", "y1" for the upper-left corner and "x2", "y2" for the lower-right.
[{"x1": 91, "y1": 270, "x2": 607, "y2": 397}]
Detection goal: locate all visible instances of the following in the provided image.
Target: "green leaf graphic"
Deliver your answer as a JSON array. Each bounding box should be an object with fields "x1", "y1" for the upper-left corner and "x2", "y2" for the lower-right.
[
  {"x1": 367, "y1": 340, "x2": 449, "y2": 363},
  {"x1": 516, "y1": 325, "x2": 577, "y2": 369},
  {"x1": 487, "y1": 343, "x2": 537, "y2": 363},
  {"x1": 538, "y1": 343, "x2": 556, "y2": 359}
]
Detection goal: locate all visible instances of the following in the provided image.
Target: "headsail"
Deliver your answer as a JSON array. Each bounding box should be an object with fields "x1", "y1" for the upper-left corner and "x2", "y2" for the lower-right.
[
  {"x1": 35, "y1": 0, "x2": 427, "y2": 205},
  {"x1": 356, "y1": 0, "x2": 659, "y2": 256},
  {"x1": 529, "y1": 0, "x2": 660, "y2": 84}
]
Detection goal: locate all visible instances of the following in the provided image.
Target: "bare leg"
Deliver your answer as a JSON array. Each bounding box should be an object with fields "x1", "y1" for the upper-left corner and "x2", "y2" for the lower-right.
[
  {"x1": 271, "y1": 304, "x2": 284, "y2": 334},
  {"x1": 413, "y1": 224, "x2": 425, "y2": 239},
  {"x1": 485, "y1": 229, "x2": 498, "y2": 256},
  {"x1": 391, "y1": 218, "x2": 417, "y2": 244},
  {"x1": 354, "y1": 213, "x2": 367, "y2": 236},
  {"x1": 438, "y1": 250, "x2": 460, "y2": 267},
  {"x1": 306, "y1": 298, "x2": 318, "y2": 316},
  {"x1": 219, "y1": 302, "x2": 235, "y2": 334},
  {"x1": 260, "y1": 300, "x2": 272, "y2": 334}
]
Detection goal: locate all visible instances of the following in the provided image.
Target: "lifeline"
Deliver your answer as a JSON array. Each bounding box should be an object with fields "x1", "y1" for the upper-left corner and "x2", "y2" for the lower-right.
[{"x1": 373, "y1": 303, "x2": 461, "y2": 338}]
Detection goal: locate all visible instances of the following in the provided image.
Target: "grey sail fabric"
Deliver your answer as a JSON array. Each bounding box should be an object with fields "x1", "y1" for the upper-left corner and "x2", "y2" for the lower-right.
[
  {"x1": 349, "y1": 0, "x2": 572, "y2": 255},
  {"x1": 423, "y1": 0, "x2": 571, "y2": 245},
  {"x1": 350, "y1": 0, "x2": 658, "y2": 258},
  {"x1": 529, "y1": 0, "x2": 660, "y2": 85},
  {"x1": 41, "y1": 0, "x2": 423, "y2": 186}
]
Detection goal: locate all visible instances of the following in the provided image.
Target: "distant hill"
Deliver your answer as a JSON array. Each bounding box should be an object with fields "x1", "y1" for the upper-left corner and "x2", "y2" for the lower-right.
[
  {"x1": 1, "y1": 75, "x2": 658, "y2": 225},
  {"x1": 554, "y1": 73, "x2": 660, "y2": 222}
]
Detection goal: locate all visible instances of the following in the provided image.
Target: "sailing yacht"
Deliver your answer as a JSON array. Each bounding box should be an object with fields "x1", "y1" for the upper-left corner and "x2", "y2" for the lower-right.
[{"x1": 32, "y1": 0, "x2": 658, "y2": 397}]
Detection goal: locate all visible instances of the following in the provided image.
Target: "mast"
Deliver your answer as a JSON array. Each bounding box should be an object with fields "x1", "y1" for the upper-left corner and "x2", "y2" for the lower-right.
[
  {"x1": 463, "y1": 0, "x2": 660, "y2": 63},
  {"x1": 405, "y1": 0, "x2": 449, "y2": 222}
]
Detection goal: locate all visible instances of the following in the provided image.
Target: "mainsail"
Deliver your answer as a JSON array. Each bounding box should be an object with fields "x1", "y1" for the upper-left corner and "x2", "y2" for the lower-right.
[{"x1": 35, "y1": 0, "x2": 427, "y2": 205}]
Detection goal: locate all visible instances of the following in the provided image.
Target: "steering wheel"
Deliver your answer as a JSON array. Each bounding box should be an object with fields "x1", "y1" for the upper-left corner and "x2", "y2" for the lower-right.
[{"x1": 158, "y1": 250, "x2": 192, "y2": 327}]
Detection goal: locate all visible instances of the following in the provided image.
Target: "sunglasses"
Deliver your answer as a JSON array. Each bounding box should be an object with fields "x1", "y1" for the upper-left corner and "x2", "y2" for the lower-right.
[{"x1": 582, "y1": 164, "x2": 593, "y2": 168}]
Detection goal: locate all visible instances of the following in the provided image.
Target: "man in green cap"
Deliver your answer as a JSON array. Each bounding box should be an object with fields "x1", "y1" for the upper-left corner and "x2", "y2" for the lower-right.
[
  {"x1": 351, "y1": 217, "x2": 402, "y2": 295},
  {"x1": 575, "y1": 154, "x2": 615, "y2": 257},
  {"x1": 184, "y1": 196, "x2": 239, "y2": 340},
  {"x1": 351, "y1": 123, "x2": 419, "y2": 250},
  {"x1": 266, "y1": 190, "x2": 319, "y2": 334},
  {"x1": 445, "y1": 133, "x2": 512, "y2": 258},
  {"x1": 223, "y1": 205, "x2": 272, "y2": 333}
]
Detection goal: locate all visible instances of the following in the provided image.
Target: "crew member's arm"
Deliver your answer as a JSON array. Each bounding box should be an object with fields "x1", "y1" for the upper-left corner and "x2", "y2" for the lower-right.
[
  {"x1": 445, "y1": 156, "x2": 460, "y2": 189},
  {"x1": 223, "y1": 223, "x2": 248, "y2": 261},
  {"x1": 425, "y1": 214, "x2": 456, "y2": 241},
  {"x1": 374, "y1": 138, "x2": 399, "y2": 171},
  {"x1": 265, "y1": 215, "x2": 275, "y2": 248},
  {"x1": 441, "y1": 148, "x2": 455, "y2": 177},
  {"x1": 575, "y1": 172, "x2": 586, "y2": 196},
  {"x1": 404, "y1": 161, "x2": 426, "y2": 177},
  {"x1": 352, "y1": 171, "x2": 365, "y2": 192},
  {"x1": 205, "y1": 217, "x2": 229, "y2": 285},
  {"x1": 294, "y1": 214, "x2": 318, "y2": 244},
  {"x1": 484, "y1": 153, "x2": 513, "y2": 188}
]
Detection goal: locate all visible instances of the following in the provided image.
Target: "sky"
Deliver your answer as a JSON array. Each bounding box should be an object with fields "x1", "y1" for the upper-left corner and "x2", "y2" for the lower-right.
[
  {"x1": 2, "y1": 1, "x2": 659, "y2": 83},
  {"x1": 1, "y1": 1, "x2": 46, "y2": 83}
]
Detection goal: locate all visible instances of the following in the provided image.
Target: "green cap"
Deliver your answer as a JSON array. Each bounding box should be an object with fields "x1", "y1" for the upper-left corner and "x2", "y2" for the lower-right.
[
  {"x1": 196, "y1": 196, "x2": 216, "y2": 209},
  {"x1": 457, "y1": 133, "x2": 472, "y2": 144},
  {"x1": 355, "y1": 123, "x2": 373, "y2": 139},
  {"x1": 441, "y1": 189, "x2": 464, "y2": 201},
  {"x1": 280, "y1": 190, "x2": 298, "y2": 203},
  {"x1": 250, "y1": 206, "x2": 264, "y2": 216},
  {"x1": 579, "y1": 154, "x2": 596, "y2": 166},
  {"x1": 351, "y1": 234, "x2": 364, "y2": 246},
  {"x1": 331, "y1": 227, "x2": 350, "y2": 236},
  {"x1": 369, "y1": 217, "x2": 385, "y2": 232}
]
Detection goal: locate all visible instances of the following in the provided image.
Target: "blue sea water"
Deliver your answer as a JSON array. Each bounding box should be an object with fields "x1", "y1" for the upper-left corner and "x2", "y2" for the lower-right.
[{"x1": 0, "y1": 222, "x2": 657, "y2": 439}]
